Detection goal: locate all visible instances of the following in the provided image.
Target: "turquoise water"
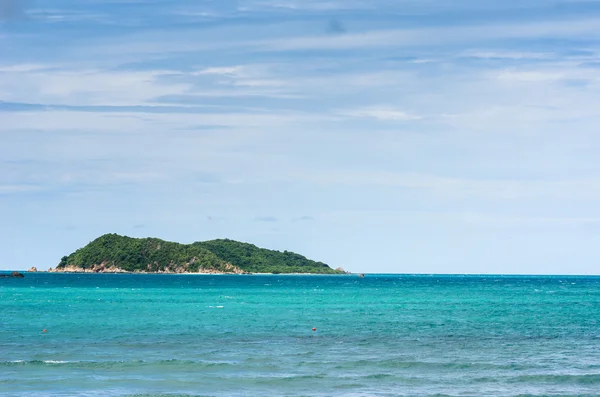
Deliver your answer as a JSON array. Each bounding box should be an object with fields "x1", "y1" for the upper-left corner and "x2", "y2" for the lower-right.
[{"x1": 1, "y1": 273, "x2": 600, "y2": 397}]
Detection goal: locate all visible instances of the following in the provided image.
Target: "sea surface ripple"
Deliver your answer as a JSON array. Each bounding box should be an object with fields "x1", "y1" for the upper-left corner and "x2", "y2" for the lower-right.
[{"x1": 1, "y1": 273, "x2": 600, "y2": 396}]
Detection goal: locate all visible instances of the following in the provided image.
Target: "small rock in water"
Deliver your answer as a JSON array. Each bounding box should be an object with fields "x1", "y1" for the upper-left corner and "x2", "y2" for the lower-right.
[{"x1": 0, "y1": 272, "x2": 24, "y2": 278}]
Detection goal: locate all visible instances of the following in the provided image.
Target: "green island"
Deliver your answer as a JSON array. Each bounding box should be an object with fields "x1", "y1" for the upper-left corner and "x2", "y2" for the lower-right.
[{"x1": 51, "y1": 234, "x2": 346, "y2": 274}]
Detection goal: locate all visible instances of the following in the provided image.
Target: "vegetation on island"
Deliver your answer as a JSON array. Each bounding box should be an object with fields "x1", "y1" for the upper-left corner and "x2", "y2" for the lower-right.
[
  {"x1": 195, "y1": 239, "x2": 338, "y2": 274},
  {"x1": 56, "y1": 234, "x2": 345, "y2": 274}
]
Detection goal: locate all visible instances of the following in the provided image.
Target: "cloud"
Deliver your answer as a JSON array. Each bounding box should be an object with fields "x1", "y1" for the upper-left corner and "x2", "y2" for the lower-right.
[
  {"x1": 0, "y1": 184, "x2": 40, "y2": 194},
  {"x1": 258, "y1": 17, "x2": 600, "y2": 52},
  {"x1": 297, "y1": 171, "x2": 600, "y2": 201},
  {"x1": 26, "y1": 9, "x2": 110, "y2": 24},
  {"x1": 339, "y1": 107, "x2": 421, "y2": 121},
  {"x1": 192, "y1": 66, "x2": 241, "y2": 76},
  {"x1": 463, "y1": 51, "x2": 556, "y2": 60},
  {"x1": 0, "y1": 108, "x2": 324, "y2": 133},
  {"x1": 190, "y1": 64, "x2": 289, "y2": 90},
  {"x1": 496, "y1": 70, "x2": 566, "y2": 82},
  {"x1": 0, "y1": 67, "x2": 192, "y2": 107},
  {"x1": 0, "y1": 158, "x2": 170, "y2": 197},
  {"x1": 0, "y1": 62, "x2": 304, "y2": 109},
  {"x1": 242, "y1": 0, "x2": 372, "y2": 12},
  {"x1": 0, "y1": 64, "x2": 50, "y2": 73}
]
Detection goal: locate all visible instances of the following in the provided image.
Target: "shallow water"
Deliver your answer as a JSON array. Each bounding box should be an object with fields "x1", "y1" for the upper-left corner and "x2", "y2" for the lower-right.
[{"x1": 1, "y1": 273, "x2": 600, "y2": 396}]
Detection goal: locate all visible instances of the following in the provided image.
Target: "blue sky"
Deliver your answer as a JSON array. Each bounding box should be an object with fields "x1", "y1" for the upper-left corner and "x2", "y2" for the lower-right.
[{"x1": 2, "y1": 0, "x2": 600, "y2": 274}]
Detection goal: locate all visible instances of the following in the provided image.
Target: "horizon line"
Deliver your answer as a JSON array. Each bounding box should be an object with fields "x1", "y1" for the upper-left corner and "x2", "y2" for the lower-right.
[{"x1": 2, "y1": 269, "x2": 600, "y2": 277}]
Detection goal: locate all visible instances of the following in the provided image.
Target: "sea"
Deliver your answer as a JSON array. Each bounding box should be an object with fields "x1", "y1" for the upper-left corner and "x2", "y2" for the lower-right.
[{"x1": 1, "y1": 273, "x2": 600, "y2": 397}]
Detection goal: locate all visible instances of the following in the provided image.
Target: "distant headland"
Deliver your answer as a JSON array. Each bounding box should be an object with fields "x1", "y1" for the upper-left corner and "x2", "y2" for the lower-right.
[{"x1": 48, "y1": 234, "x2": 347, "y2": 275}]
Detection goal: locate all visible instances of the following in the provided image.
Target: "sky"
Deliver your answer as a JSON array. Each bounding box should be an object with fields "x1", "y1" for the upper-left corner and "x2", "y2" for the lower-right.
[{"x1": 2, "y1": 0, "x2": 600, "y2": 274}]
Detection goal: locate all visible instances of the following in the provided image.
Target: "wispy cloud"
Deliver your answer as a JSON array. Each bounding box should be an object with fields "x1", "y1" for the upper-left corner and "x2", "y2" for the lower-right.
[
  {"x1": 338, "y1": 107, "x2": 422, "y2": 121},
  {"x1": 192, "y1": 66, "x2": 241, "y2": 76},
  {"x1": 463, "y1": 51, "x2": 556, "y2": 60},
  {"x1": 0, "y1": 64, "x2": 52, "y2": 72},
  {"x1": 0, "y1": 67, "x2": 190, "y2": 106},
  {"x1": 0, "y1": 184, "x2": 40, "y2": 194},
  {"x1": 256, "y1": 18, "x2": 600, "y2": 52}
]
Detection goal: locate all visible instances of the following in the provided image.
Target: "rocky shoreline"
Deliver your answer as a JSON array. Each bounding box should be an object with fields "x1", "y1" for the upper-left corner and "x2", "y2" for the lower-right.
[
  {"x1": 19, "y1": 263, "x2": 348, "y2": 275},
  {"x1": 46, "y1": 263, "x2": 247, "y2": 275},
  {"x1": 23, "y1": 267, "x2": 351, "y2": 275}
]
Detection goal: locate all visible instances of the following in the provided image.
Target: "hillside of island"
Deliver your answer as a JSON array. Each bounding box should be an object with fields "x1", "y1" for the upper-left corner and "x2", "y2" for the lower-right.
[{"x1": 52, "y1": 234, "x2": 345, "y2": 274}]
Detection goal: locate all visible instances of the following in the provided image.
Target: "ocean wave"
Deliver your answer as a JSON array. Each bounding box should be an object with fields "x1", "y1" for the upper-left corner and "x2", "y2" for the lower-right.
[
  {"x1": 470, "y1": 373, "x2": 600, "y2": 385},
  {"x1": 511, "y1": 395, "x2": 600, "y2": 397},
  {"x1": 0, "y1": 359, "x2": 236, "y2": 369},
  {"x1": 126, "y1": 395, "x2": 214, "y2": 397},
  {"x1": 333, "y1": 359, "x2": 531, "y2": 372},
  {"x1": 352, "y1": 392, "x2": 600, "y2": 397},
  {"x1": 507, "y1": 373, "x2": 600, "y2": 384},
  {"x1": 2, "y1": 360, "x2": 68, "y2": 365},
  {"x1": 126, "y1": 395, "x2": 215, "y2": 397}
]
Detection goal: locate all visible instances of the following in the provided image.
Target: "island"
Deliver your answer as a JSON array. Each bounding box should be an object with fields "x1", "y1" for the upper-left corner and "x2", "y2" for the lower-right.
[{"x1": 51, "y1": 234, "x2": 346, "y2": 275}]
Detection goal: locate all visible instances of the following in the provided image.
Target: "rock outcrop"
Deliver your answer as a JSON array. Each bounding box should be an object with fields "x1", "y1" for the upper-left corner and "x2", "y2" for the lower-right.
[
  {"x1": 49, "y1": 262, "x2": 246, "y2": 274},
  {"x1": 28, "y1": 267, "x2": 38, "y2": 272},
  {"x1": 0, "y1": 271, "x2": 25, "y2": 278},
  {"x1": 49, "y1": 264, "x2": 128, "y2": 273}
]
